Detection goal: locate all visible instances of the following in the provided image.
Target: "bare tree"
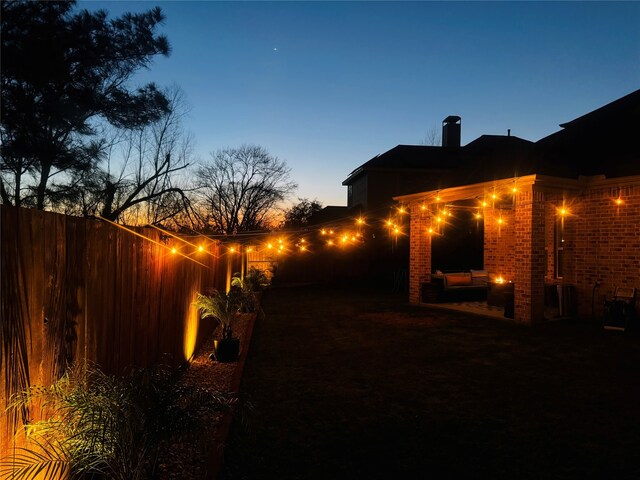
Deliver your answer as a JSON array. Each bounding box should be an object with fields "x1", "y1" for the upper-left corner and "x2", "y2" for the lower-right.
[
  {"x1": 421, "y1": 124, "x2": 441, "y2": 146},
  {"x1": 60, "y1": 86, "x2": 194, "y2": 223},
  {"x1": 193, "y1": 145, "x2": 297, "y2": 234}
]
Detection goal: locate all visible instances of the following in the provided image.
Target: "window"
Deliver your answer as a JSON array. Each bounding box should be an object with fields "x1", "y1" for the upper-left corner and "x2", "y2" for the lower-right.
[{"x1": 554, "y1": 217, "x2": 565, "y2": 279}]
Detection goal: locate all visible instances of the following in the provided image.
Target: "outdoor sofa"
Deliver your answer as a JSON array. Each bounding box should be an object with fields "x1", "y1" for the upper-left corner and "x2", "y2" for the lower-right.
[{"x1": 422, "y1": 270, "x2": 489, "y2": 303}]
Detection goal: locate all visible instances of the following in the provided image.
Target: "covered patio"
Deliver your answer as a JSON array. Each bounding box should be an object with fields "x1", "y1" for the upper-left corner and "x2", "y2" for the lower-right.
[{"x1": 396, "y1": 174, "x2": 640, "y2": 324}]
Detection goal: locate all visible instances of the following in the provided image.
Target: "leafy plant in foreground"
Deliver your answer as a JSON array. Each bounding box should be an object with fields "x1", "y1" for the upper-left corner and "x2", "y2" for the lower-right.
[
  {"x1": 194, "y1": 290, "x2": 241, "y2": 340},
  {"x1": 0, "y1": 362, "x2": 235, "y2": 480}
]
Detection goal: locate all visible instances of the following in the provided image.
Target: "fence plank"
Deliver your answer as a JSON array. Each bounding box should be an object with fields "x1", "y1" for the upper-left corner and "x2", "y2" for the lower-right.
[{"x1": 0, "y1": 206, "x2": 222, "y2": 457}]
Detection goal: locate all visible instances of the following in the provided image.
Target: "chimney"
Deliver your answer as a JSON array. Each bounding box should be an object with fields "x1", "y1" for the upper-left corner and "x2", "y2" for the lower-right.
[{"x1": 442, "y1": 116, "x2": 461, "y2": 148}]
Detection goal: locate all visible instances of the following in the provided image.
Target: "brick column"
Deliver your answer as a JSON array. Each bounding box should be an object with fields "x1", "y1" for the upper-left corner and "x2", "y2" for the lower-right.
[
  {"x1": 409, "y1": 202, "x2": 432, "y2": 304},
  {"x1": 514, "y1": 186, "x2": 546, "y2": 324}
]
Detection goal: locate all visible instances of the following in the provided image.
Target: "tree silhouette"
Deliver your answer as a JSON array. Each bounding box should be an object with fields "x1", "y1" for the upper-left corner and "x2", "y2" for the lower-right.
[
  {"x1": 58, "y1": 86, "x2": 194, "y2": 223},
  {"x1": 0, "y1": 1, "x2": 171, "y2": 209},
  {"x1": 282, "y1": 198, "x2": 323, "y2": 229},
  {"x1": 194, "y1": 145, "x2": 297, "y2": 234}
]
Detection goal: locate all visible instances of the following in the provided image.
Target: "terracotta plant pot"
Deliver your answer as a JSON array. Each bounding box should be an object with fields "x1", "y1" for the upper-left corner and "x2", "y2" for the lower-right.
[{"x1": 211, "y1": 338, "x2": 240, "y2": 363}]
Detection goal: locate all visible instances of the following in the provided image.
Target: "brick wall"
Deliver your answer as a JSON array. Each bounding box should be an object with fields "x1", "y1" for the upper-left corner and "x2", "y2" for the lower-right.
[
  {"x1": 483, "y1": 206, "x2": 516, "y2": 281},
  {"x1": 513, "y1": 188, "x2": 546, "y2": 324},
  {"x1": 565, "y1": 183, "x2": 640, "y2": 317},
  {"x1": 409, "y1": 201, "x2": 432, "y2": 304}
]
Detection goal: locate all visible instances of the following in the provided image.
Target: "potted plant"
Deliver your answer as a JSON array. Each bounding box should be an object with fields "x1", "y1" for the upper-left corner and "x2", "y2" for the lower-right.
[{"x1": 194, "y1": 290, "x2": 241, "y2": 362}]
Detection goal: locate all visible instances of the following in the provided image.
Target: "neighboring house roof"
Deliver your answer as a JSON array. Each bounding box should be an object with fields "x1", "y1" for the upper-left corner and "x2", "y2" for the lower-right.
[
  {"x1": 342, "y1": 145, "x2": 461, "y2": 185},
  {"x1": 535, "y1": 88, "x2": 640, "y2": 177},
  {"x1": 308, "y1": 205, "x2": 353, "y2": 226},
  {"x1": 343, "y1": 88, "x2": 640, "y2": 196}
]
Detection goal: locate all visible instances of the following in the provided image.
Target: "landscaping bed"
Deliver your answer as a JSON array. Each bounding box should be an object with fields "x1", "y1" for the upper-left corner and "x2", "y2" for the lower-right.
[{"x1": 158, "y1": 312, "x2": 256, "y2": 480}]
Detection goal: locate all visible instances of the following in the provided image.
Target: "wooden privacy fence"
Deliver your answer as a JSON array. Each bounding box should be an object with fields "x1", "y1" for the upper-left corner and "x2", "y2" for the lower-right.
[{"x1": 0, "y1": 206, "x2": 240, "y2": 455}]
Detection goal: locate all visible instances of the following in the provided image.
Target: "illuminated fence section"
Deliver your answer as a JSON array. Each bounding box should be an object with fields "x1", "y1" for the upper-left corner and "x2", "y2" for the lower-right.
[{"x1": 0, "y1": 206, "x2": 223, "y2": 456}]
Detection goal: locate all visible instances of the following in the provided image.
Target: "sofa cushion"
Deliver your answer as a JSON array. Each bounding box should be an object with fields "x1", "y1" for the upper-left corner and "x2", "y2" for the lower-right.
[{"x1": 445, "y1": 274, "x2": 472, "y2": 287}]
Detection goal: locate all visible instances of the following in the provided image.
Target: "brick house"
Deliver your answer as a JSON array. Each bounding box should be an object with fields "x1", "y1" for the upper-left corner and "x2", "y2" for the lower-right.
[{"x1": 395, "y1": 89, "x2": 640, "y2": 324}]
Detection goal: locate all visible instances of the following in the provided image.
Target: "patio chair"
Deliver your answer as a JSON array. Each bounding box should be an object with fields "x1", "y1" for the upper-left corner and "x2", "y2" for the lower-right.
[{"x1": 603, "y1": 287, "x2": 636, "y2": 331}]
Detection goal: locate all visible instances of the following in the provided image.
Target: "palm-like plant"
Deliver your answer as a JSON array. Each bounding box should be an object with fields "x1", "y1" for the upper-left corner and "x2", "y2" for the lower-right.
[
  {"x1": 0, "y1": 362, "x2": 235, "y2": 480},
  {"x1": 194, "y1": 290, "x2": 240, "y2": 340}
]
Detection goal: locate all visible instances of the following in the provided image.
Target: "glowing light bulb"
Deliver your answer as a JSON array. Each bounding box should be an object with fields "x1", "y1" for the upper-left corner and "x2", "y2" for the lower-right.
[
  {"x1": 492, "y1": 193, "x2": 497, "y2": 200},
  {"x1": 267, "y1": 243, "x2": 273, "y2": 250},
  {"x1": 436, "y1": 195, "x2": 441, "y2": 202},
  {"x1": 448, "y1": 212, "x2": 452, "y2": 217},
  {"x1": 437, "y1": 216, "x2": 442, "y2": 223},
  {"x1": 171, "y1": 248, "x2": 177, "y2": 255},
  {"x1": 428, "y1": 227, "x2": 434, "y2": 234},
  {"x1": 327, "y1": 240, "x2": 334, "y2": 246},
  {"x1": 357, "y1": 217, "x2": 364, "y2": 225},
  {"x1": 475, "y1": 213, "x2": 481, "y2": 219},
  {"x1": 329, "y1": 229, "x2": 334, "y2": 235},
  {"x1": 421, "y1": 204, "x2": 426, "y2": 210},
  {"x1": 512, "y1": 187, "x2": 517, "y2": 193},
  {"x1": 482, "y1": 201, "x2": 487, "y2": 207},
  {"x1": 300, "y1": 246, "x2": 306, "y2": 252},
  {"x1": 321, "y1": 229, "x2": 326, "y2": 235},
  {"x1": 498, "y1": 217, "x2": 503, "y2": 225},
  {"x1": 560, "y1": 208, "x2": 567, "y2": 216},
  {"x1": 229, "y1": 247, "x2": 236, "y2": 253},
  {"x1": 351, "y1": 236, "x2": 356, "y2": 241},
  {"x1": 246, "y1": 247, "x2": 253, "y2": 253},
  {"x1": 616, "y1": 198, "x2": 623, "y2": 205},
  {"x1": 198, "y1": 245, "x2": 204, "y2": 252}
]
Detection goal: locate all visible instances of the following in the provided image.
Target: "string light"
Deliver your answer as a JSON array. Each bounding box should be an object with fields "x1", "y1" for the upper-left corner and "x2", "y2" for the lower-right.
[
  {"x1": 198, "y1": 245, "x2": 204, "y2": 252},
  {"x1": 171, "y1": 248, "x2": 177, "y2": 255},
  {"x1": 615, "y1": 198, "x2": 623, "y2": 206}
]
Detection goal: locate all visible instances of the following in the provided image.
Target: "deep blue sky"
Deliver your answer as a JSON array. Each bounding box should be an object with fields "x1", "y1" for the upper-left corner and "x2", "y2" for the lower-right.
[{"x1": 81, "y1": 1, "x2": 640, "y2": 206}]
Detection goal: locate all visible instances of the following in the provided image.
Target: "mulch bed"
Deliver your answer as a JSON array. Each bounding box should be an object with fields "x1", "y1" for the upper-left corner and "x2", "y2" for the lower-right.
[{"x1": 157, "y1": 312, "x2": 255, "y2": 480}]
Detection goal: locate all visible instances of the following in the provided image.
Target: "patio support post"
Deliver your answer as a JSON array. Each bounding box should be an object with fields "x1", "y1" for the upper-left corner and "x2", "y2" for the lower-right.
[
  {"x1": 409, "y1": 202, "x2": 431, "y2": 304},
  {"x1": 514, "y1": 185, "x2": 546, "y2": 324}
]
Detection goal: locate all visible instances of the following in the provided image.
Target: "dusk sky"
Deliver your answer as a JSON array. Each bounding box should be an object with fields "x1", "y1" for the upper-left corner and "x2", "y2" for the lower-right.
[{"x1": 80, "y1": 1, "x2": 640, "y2": 207}]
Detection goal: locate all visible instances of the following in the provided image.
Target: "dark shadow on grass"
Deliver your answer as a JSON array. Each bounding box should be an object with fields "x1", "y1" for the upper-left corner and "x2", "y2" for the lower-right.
[{"x1": 220, "y1": 283, "x2": 640, "y2": 480}]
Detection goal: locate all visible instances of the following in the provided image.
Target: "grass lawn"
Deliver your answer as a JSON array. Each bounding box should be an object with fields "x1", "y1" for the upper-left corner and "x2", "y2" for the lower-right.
[{"x1": 220, "y1": 283, "x2": 640, "y2": 479}]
